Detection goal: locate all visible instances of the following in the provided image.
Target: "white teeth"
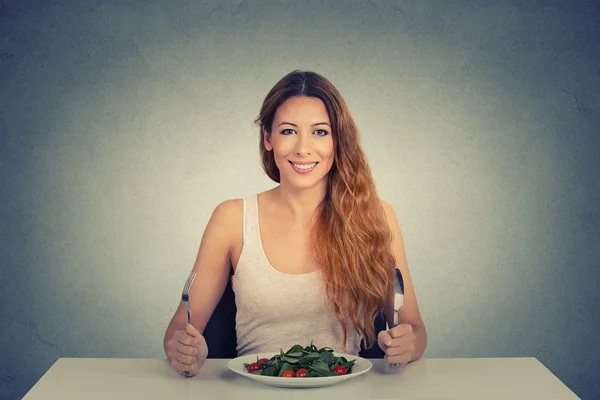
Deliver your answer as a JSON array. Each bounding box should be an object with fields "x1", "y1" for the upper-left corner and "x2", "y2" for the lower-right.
[{"x1": 293, "y1": 163, "x2": 316, "y2": 170}]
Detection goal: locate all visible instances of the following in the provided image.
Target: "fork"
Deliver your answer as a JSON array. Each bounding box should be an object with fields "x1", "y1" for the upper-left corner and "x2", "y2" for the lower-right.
[{"x1": 181, "y1": 271, "x2": 197, "y2": 377}]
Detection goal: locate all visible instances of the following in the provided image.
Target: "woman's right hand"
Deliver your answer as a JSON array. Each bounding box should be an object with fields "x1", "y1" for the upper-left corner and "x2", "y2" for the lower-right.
[{"x1": 166, "y1": 323, "x2": 209, "y2": 377}]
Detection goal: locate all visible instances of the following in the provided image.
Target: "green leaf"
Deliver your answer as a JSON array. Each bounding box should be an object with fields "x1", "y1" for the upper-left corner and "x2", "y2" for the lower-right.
[
  {"x1": 344, "y1": 361, "x2": 356, "y2": 372},
  {"x1": 261, "y1": 366, "x2": 277, "y2": 376},
  {"x1": 310, "y1": 360, "x2": 337, "y2": 376},
  {"x1": 281, "y1": 355, "x2": 300, "y2": 364},
  {"x1": 250, "y1": 369, "x2": 263, "y2": 375},
  {"x1": 310, "y1": 360, "x2": 328, "y2": 370},
  {"x1": 319, "y1": 347, "x2": 335, "y2": 353},
  {"x1": 286, "y1": 345, "x2": 305, "y2": 355},
  {"x1": 277, "y1": 362, "x2": 294, "y2": 377},
  {"x1": 260, "y1": 359, "x2": 274, "y2": 370},
  {"x1": 319, "y1": 351, "x2": 335, "y2": 364},
  {"x1": 300, "y1": 352, "x2": 321, "y2": 363},
  {"x1": 310, "y1": 367, "x2": 337, "y2": 377}
]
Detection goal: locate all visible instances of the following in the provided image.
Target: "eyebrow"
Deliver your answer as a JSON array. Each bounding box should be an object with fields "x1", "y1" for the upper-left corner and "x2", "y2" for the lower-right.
[{"x1": 278, "y1": 122, "x2": 331, "y2": 128}]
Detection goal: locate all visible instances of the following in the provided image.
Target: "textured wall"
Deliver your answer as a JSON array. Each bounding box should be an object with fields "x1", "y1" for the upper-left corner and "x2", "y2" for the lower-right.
[{"x1": 1, "y1": 1, "x2": 599, "y2": 399}]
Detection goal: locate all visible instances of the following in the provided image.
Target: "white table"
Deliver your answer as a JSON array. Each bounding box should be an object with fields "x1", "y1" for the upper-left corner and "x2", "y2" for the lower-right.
[{"x1": 22, "y1": 357, "x2": 580, "y2": 400}]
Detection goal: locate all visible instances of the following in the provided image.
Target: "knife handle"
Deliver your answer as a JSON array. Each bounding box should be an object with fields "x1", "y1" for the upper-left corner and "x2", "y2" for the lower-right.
[{"x1": 388, "y1": 309, "x2": 402, "y2": 368}]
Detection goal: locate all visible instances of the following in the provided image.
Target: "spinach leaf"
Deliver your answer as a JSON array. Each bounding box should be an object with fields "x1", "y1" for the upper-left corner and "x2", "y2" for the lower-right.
[
  {"x1": 319, "y1": 350, "x2": 335, "y2": 364},
  {"x1": 309, "y1": 360, "x2": 337, "y2": 377},
  {"x1": 277, "y1": 362, "x2": 294, "y2": 377},
  {"x1": 261, "y1": 366, "x2": 277, "y2": 376},
  {"x1": 286, "y1": 345, "x2": 305, "y2": 355}
]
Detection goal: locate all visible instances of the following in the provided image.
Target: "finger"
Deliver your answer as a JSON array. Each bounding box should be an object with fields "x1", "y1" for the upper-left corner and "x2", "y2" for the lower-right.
[
  {"x1": 177, "y1": 334, "x2": 195, "y2": 346},
  {"x1": 385, "y1": 342, "x2": 415, "y2": 357},
  {"x1": 186, "y1": 323, "x2": 200, "y2": 337},
  {"x1": 170, "y1": 358, "x2": 199, "y2": 376},
  {"x1": 389, "y1": 324, "x2": 412, "y2": 339},
  {"x1": 175, "y1": 332, "x2": 207, "y2": 361},
  {"x1": 385, "y1": 333, "x2": 416, "y2": 349},
  {"x1": 377, "y1": 330, "x2": 393, "y2": 348},
  {"x1": 174, "y1": 351, "x2": 196, "y2": 365},
  {"x1": 172, "y1": 330, "x2": 190, "y2": 344},
  {"x1": 385, "y1": 353, "x2": 411, "y2": 366},
  {"x1": 177, "y1": 344, "x2": 199, "y2": 357},
  {"x1": 170, "y1": 357, "x2": 195, "y2": 371}
]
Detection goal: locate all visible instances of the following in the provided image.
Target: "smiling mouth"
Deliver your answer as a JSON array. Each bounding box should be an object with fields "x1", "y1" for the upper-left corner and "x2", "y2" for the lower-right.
[{"x1": 289, "y1": 161, "x2": 318, "y2": 172}]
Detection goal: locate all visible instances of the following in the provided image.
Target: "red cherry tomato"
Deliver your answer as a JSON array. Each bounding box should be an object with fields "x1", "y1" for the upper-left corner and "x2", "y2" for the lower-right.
[
  {"x1": 295, "y1": 368, "x2": 308, "y2": 378},
  {"x1": 247, "y1": 362, "x2": 261, "y2": 373},
  {"x1": 281, "y1": 369, "x2": 295, "y2": 378},
  {"x1": 257, "y1": 358, "x2": 269, "y2": 365},
  {"x1": 333, "y1": 365, "x2": 347, "y2": 376}
]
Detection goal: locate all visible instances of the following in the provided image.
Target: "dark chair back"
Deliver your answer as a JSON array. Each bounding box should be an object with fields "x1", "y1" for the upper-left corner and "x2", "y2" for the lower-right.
[
  {"x1": 202, "y1": 277, "x2": 386, "y2": 359},
  {"x1": 202, "y1": 278, "x2": 239, "y2": 358}
]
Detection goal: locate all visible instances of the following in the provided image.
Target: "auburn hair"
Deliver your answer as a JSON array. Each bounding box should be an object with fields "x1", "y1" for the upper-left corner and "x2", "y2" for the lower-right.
[{"x1": 254, "y1": 70, "x2": 395, "y2": 349}]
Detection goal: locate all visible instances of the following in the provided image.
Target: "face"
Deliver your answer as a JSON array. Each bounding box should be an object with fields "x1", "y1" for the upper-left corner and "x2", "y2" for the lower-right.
[{"x1": 264, "y1": 96, "x2": 335, "y2": 190}]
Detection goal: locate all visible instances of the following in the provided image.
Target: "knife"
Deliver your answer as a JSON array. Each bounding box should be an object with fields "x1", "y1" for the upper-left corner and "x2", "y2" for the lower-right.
[{"x1": 389, "y1": 267, "x2": 404, "y2": 368}]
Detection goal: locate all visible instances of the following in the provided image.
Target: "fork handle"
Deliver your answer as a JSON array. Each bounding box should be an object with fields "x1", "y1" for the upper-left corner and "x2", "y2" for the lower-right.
[
  {"x1": 183, "y1": 306, "x2": 193, "y2": 377},
  {"x1": 184, "y1": 310, "x2": 192, "y2": 377}
]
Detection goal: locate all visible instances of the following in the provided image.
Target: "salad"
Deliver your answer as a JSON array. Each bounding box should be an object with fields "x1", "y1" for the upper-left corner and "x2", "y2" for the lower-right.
[{"x1": 243, "y1": 342, "x2": 356, "y2": 378}]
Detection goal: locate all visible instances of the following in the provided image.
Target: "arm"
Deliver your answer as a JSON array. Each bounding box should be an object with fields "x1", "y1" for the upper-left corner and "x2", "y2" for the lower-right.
[
  {"x1": 163, "y1": 199, "x2": 242, "y2": 358},
  {"x1": 380, "y1": 200, "x2": 427, "y2": 362}
]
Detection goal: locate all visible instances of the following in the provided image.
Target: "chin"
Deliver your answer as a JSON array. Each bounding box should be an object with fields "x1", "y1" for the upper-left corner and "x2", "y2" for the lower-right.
[{"x1": 283, "y1": 174, "x2": 328, "y2": 190}]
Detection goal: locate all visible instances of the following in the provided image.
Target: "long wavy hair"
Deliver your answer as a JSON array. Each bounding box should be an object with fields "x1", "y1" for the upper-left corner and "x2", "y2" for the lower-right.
[{"x1": 254, "y1": 70, "x2": 395, "y2": 349}]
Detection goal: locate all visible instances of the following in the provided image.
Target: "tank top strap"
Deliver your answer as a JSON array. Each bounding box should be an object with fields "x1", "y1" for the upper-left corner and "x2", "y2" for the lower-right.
[{"x1": 242, "y1": 194, "x2": 261, "y2": 251}]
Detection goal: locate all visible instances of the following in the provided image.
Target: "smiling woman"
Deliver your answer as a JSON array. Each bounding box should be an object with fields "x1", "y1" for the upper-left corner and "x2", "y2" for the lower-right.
[
  {"x1": 163, "y1": 70, "x2": 427, "y2": 378},
  {"x1": 263, "y1": 96, "x2": 335, "y2": 189}
]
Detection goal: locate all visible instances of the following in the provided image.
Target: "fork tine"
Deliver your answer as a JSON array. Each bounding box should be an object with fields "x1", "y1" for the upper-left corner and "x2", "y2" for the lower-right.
[{"x1": 183, "y1": 271, "x2": 196, "y2": 295}]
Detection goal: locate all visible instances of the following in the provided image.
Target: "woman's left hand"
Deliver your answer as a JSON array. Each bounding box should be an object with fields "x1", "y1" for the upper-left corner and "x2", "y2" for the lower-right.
[{"x1": 377, "y1": 324, "x2": 417, "y2": 366}]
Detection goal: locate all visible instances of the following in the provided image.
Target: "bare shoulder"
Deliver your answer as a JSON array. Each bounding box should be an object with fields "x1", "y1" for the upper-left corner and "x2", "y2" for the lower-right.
[
  {"x1": 380, "y1": 199, "x2": 401, "y2": 230},
  {"x1": 213, "y1": 198, "x2": 244, "y2": 219},
  {"x1": 208, "y1": 198, "x2": 244, "y2": 238},
  {"x1": 380, "y1": 199, "x2": 395, "y2": 216}
]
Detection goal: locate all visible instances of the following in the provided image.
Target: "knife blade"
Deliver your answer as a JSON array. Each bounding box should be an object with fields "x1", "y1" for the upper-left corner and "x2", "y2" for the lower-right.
[{"x1": 389, "y1": 267, "x2": 404, "y2": 368}]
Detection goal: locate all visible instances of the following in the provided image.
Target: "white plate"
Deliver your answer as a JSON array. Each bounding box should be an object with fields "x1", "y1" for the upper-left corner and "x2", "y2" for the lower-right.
[{"x1": 227, "y1": 352, "x2": 373, "y2": 388}]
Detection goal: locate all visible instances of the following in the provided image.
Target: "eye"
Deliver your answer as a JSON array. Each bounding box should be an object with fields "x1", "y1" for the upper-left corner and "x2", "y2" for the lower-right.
[
  {"x1": 280, "y1": 129, "x2": 295, "y2": 135},
  {"x1": 314, "y1": 129, "x2": 329, "y2": 137}
]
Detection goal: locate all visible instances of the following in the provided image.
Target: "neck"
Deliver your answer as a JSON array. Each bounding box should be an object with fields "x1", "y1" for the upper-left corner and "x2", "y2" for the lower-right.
[{"x1": 274, "y1": 181, "x2": 327, "y2": 225}]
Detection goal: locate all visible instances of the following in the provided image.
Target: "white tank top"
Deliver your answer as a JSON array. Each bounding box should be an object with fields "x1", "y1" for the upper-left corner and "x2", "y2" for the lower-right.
[{"x1": 231, "y1": 194, "x2": 363, "y2": 356}]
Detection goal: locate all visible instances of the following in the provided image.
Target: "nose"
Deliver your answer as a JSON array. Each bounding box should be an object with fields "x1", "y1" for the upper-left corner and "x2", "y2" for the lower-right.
[{"x1": 294, "y1": 132, "x2": 311, "y2": 156}]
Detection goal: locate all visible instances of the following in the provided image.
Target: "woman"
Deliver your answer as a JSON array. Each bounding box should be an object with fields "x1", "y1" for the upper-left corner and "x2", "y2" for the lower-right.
[{"x1": 163, "y1": 70, "x2": 427, "y2": 376}]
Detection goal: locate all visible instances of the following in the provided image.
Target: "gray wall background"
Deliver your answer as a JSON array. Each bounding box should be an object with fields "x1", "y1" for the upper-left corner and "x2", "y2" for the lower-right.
[{"x1": 1, "y1": 1, "x2": 599, "y2": 399}]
